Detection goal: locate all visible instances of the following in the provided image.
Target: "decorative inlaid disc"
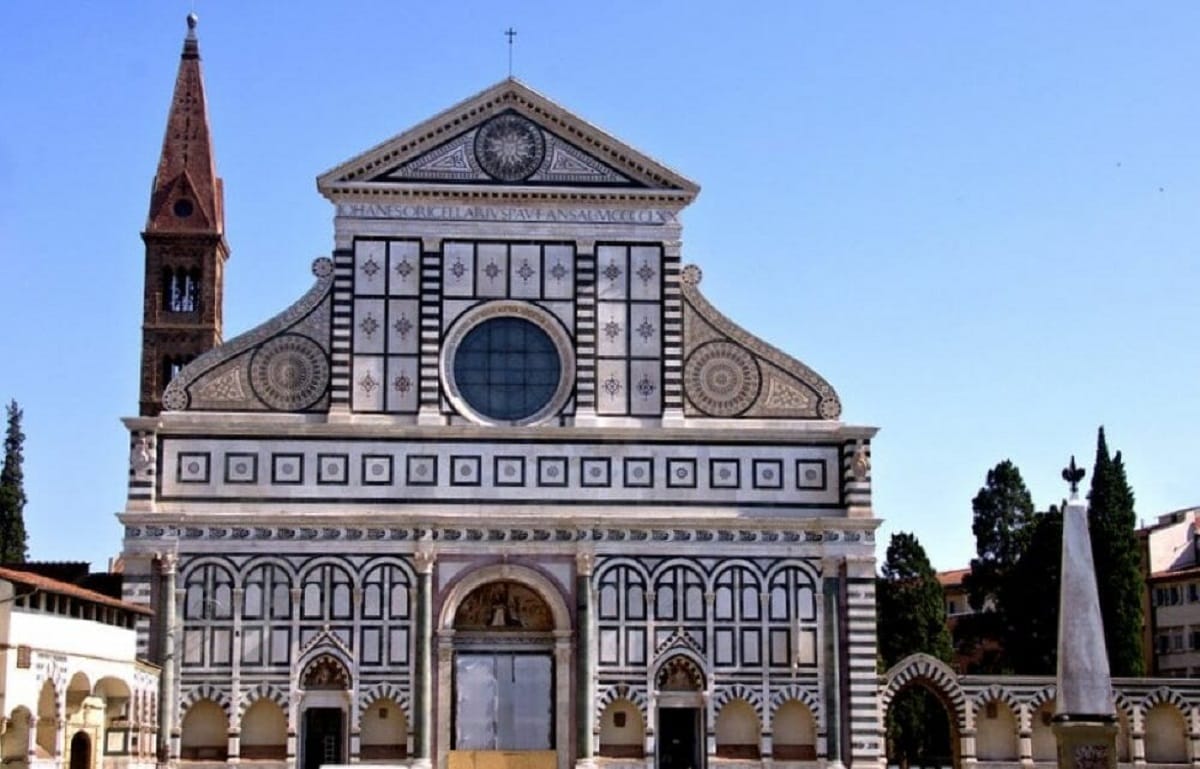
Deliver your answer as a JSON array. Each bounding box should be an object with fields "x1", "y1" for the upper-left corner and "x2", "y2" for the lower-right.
[
  {"x1": 684, "y1": 341, "x2": 761, "y2": 417},
  {"x1": 249, "y1": 334, "x2": 329, "y2": 411},
  {"x1": 474, "y1": 114, "x2": 545, "y2": 182}
]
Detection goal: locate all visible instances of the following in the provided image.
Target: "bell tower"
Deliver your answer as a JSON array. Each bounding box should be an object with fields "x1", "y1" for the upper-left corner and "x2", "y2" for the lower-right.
[{"x1": 139, "y1": 13, "x2": 229, "y2": 416}]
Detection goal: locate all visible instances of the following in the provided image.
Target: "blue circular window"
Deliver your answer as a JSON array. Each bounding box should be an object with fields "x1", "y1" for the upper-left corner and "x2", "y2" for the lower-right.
[{"x1": 452, "y1": 317, "x2": 563, "y2": 422}]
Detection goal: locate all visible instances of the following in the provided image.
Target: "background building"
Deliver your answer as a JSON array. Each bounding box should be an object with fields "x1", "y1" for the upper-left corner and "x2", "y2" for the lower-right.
[{"x1": 1139, "y1": 507, "x2": 1200, "y2": 676}]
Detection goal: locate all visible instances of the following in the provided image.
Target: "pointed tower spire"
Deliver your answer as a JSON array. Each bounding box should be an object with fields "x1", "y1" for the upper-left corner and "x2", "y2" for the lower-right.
[
  {"x1": 146, "y1": 12, "x2": 224, "y2": 234},
  {"x1": 138, "y1": 14, "x2": 230, "y2": 416}
]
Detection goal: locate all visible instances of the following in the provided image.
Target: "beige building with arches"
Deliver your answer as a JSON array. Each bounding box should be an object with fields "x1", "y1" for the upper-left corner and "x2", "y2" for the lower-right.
[
  {"x1": 0, "y1": 567, "x2": 159, "y2": 769},
  {"x1": 880, "y1": 652, "x2": 1200, "y2": 766}
]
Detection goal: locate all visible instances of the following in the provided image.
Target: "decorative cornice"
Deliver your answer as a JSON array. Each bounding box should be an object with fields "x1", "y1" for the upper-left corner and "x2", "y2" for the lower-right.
[{"x1": 121, "y1": 521, "x2": 878, "y2": 547}]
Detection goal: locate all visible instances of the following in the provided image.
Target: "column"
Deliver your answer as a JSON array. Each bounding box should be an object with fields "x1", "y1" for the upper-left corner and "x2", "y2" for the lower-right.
[
  {"x1": 157, "y1": 552, "x2": 178, "y2": 768},
  {"x1": 1131, "y1": 727, "x2": 1146, "y2": 766},
  {"x1": 287, "y1": 589, "x2": 302, "y2": 765},
  {"x1": 229, "y1": 587, "x2": 244, "y2": 764},
  {"x1": 576, "y1": 551, "x2": 596, "y2": 769},
  {"x1": 959, "y1": 727, "x2": 978, "y2": 769},
  {"x1": 820, "y1": 557, "x2": 843, "y2": 769},
  {"x1": 413, "y1": 548, "x2": 436, "y2": 769}
]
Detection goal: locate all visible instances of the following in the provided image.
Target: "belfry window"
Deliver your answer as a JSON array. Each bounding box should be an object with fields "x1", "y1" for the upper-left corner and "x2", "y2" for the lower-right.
[
  {"x1": 164, "y1": 267, "x2": 200, "y2": 313},
  {"x1": 162, "y1": 355, "x2": 193, "y2": 386}
]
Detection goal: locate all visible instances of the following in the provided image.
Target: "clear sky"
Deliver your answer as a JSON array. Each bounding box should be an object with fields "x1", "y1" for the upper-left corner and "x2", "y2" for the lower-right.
[{"x1": 1, "y1": 2, "x2": 1196, "y2": 572}]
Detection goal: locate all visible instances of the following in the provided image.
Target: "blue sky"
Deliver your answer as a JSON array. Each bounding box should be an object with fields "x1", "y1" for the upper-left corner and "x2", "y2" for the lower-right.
[{"x1": 1, "y1": 2, "x2": 1196, "y2": 571}]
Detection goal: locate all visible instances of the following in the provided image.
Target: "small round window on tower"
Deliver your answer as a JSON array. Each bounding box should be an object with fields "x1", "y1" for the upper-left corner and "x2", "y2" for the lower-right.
[{"x1": 173, "y1": 199, "x2": 194, "y2": 218}]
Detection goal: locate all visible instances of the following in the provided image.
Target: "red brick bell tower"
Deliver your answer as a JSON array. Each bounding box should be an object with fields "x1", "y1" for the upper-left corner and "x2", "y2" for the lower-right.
[{"x1": 139, "y1": 13, "x2": 229, "y2": 416}]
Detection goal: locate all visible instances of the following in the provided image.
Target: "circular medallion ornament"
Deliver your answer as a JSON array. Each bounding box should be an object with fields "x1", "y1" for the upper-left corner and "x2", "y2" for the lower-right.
[
  {"x1": 249, "y1": 334, "x2": 329, "y2": 411},
  {"x1": 684, "y1": 341, "x2": 761, "y2": 417},
  {"x1": 311, "y1": 256, "x2": 334, "y2": 278},
  {"x1": 161, "y1": 386, "x2": 189, "y2": 411},
  {"x1": 473, "y1": 114, "x2": 545, "y2": 182}
]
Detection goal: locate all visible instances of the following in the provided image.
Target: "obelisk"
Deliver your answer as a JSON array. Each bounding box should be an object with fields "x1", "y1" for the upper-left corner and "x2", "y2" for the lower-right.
[{"x1": 1053, "y1": 456, "x2": 1118, "y2": 768}]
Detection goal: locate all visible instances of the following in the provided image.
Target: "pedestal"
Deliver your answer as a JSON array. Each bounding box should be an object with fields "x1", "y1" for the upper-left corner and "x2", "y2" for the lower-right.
[{"x1": 1052, "y1": 720, "x2": 1118, "y2": 769}]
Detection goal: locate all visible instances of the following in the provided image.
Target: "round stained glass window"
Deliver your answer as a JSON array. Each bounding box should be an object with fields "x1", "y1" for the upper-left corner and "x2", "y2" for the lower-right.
[{"x1": 452, "y1": 317, "x2": 562, "y2": 422}]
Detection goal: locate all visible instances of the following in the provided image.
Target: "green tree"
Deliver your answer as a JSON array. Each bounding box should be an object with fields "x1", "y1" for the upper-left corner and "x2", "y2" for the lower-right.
[
  {"x1": 878, "y1": 532, "x2": 953, "y2": 768},
  {"x1": 960, "y1": 460, "x2": 1035, "y2": 673},
  {"x1": 0, "y1": 400, "x2": 29, "y2": 563},
  {"x1": 1002, "y1": 505, "x2": 1063, "y2": 675},
  {"x1": 1088, "y1": 426, "x2": 1144, "y2": 676}
]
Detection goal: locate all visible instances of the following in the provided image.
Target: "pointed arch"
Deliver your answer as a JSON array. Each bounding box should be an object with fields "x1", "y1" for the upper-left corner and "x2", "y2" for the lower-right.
[
  {"x1": 880, "y1": 653, "x2": 967, "y2": 730},
  {"x1": 597, "y1": 684, "x2": 648, "y2": 716},
  {"x1": 972, "y1": 683, "x2": 1022, "y2": 714},
  {"x1": 1026, "y1": 685, "x2": 1057, "y2": 712},
  {"x1": 237, "y1": 683, "x2": 288, "y2": 720},
  {"x1": 713, "y1": 684, "x2": 764, "y2": 721},
  {"x1": 1142, "y1": 685, "x2": 1190, "y2": 712},
  {"x1": 178, "y1": 685, "x2": 232, "y2": 720},
  {"x1": 770, "y1": 685, "x2": 824, "y2": 731},
  {"x1": 357, "y1": 683, "x2": 411, "y2": 725}
]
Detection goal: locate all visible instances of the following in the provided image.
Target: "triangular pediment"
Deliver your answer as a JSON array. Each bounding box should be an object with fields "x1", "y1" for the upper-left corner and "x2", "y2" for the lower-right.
[{"x1": 317, "y1": 79, "x2": 699, "y2": 200}]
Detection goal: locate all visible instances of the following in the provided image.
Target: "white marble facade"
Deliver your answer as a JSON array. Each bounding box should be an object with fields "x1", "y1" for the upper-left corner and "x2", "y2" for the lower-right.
[{"x1": 123, "y1": 80, "x2": 880, "y2": 769}]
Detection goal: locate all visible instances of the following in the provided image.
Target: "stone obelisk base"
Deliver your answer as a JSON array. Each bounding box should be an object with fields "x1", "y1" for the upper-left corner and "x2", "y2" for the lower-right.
[{"x1": 1052, "y1": 720, "x2": 1117, "y2": 769}]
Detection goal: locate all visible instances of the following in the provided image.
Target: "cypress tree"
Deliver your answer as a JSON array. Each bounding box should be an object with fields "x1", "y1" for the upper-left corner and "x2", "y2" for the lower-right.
[
  {"x1": 878, "y1": 532, "x2": 953, "y2": 767},
  {"x1": 1087, "y1": 426, "x2": 1144, "y2": 676},
  {"x1": 0, "y1": 400, "x2": 29, "y2": 563}
]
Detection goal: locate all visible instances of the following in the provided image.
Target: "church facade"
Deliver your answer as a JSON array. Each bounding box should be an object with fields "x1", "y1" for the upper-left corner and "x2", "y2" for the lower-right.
[{"x1": 120, "y1": 18, "x2": 881, "y2": 769}]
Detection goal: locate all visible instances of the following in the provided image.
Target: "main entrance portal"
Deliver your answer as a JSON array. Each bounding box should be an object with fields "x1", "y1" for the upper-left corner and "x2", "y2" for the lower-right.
[
  {"x1": 444, "y1": 575, "x2": 565, "y2": 769},
  {"x1": 658, "y1": 709, "x2": 701, "y2": 769},
  {"x1": 302, "y1": 708, "x2": 344, "y2": 769}
]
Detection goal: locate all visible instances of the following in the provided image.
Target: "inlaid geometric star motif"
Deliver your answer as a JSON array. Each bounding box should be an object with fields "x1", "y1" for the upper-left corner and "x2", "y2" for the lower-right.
[
  {"x1": 602, "y1": 376, "x2": 622, "y2": 398},
  {"x1": 394, "y1": 259, "x2": 414, "y2": 279},
  {"x1": 636, "y1": 375, "x2": 656, "y2": 398},
  {"x1": 603, "y1": 320, "x2": 622, "y2": 340},
  {"x1": 361, "y1": 258, "x2": 381, "y2": 278},
  {"x1": 602, "y1": 262, "x2": 622, "y2": 283},
  {"x1": 392, "y1": 314, "x2": 413, "y2": 339},
  {"x1": 636, "y1": 262, "x2": 656, "y2": 284},
  {"x1": 358, "y1": 372, "x2": 379, "y2": 394},
  {"x1": 393, "y1": 374, "x2": 413, "y2": 394},
  {"x1": 450, "y1": 260, "x2": 467, "y2": 280},
  {"x1": 636, "y1": 319, "x2": 655, "y2": 341},
  {"x1": 549, "y1": 262, "x2": 568, "y2": 281},
  {"x1": 484, "y1": 261, "x2": 502, "y2": 281},
  {"x1": 517, "y1": 260, "x2": 535, "y2": 282},
  {"x1": 359, "y1": 314, "x2": 379, "y2": 337}
]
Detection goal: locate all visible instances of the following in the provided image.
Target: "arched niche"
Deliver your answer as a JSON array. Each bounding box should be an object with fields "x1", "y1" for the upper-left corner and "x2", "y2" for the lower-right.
[
  {"x1": 179, "y1": 699, "x2": 228, "y2": 761},
  {"x1": 598, "y1": 699, "x2": 644, "y2": 759},
  {"x1": 359, "y1": 697, "x2": 408, "y2": 761},
  {"x1": 773, "y1": 700, "x2": 817, "y2": 761},
  {"x1": 240, "y1": 699, "x2": 287, "y2": 761}
]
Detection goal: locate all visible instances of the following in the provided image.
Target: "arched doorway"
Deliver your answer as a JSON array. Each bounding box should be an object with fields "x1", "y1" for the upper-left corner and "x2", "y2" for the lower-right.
[
  {"x1": 654, "y1": 656, "x2": 705, "y2": 769},
  {"x1": 438, "y1": 566, "x2": 572, "y2": 769},
  {"x1": 885, "y1": 683, "x2": 956, "y2": 768},
  {"x1": 299, "y1": 654, "x2": 351, "y2": 769},
  {"x1": 881, "y1": 655, "x2": 966, "y2": 769},
  {"x1": 68, "y1": 732, "x2": 91, "y2": 769}
]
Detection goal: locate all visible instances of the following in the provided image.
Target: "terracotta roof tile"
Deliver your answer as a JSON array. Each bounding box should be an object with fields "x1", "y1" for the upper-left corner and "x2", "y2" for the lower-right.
[{"x1": 0, "y1": 567, "x2": 153, "y2": 616}]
